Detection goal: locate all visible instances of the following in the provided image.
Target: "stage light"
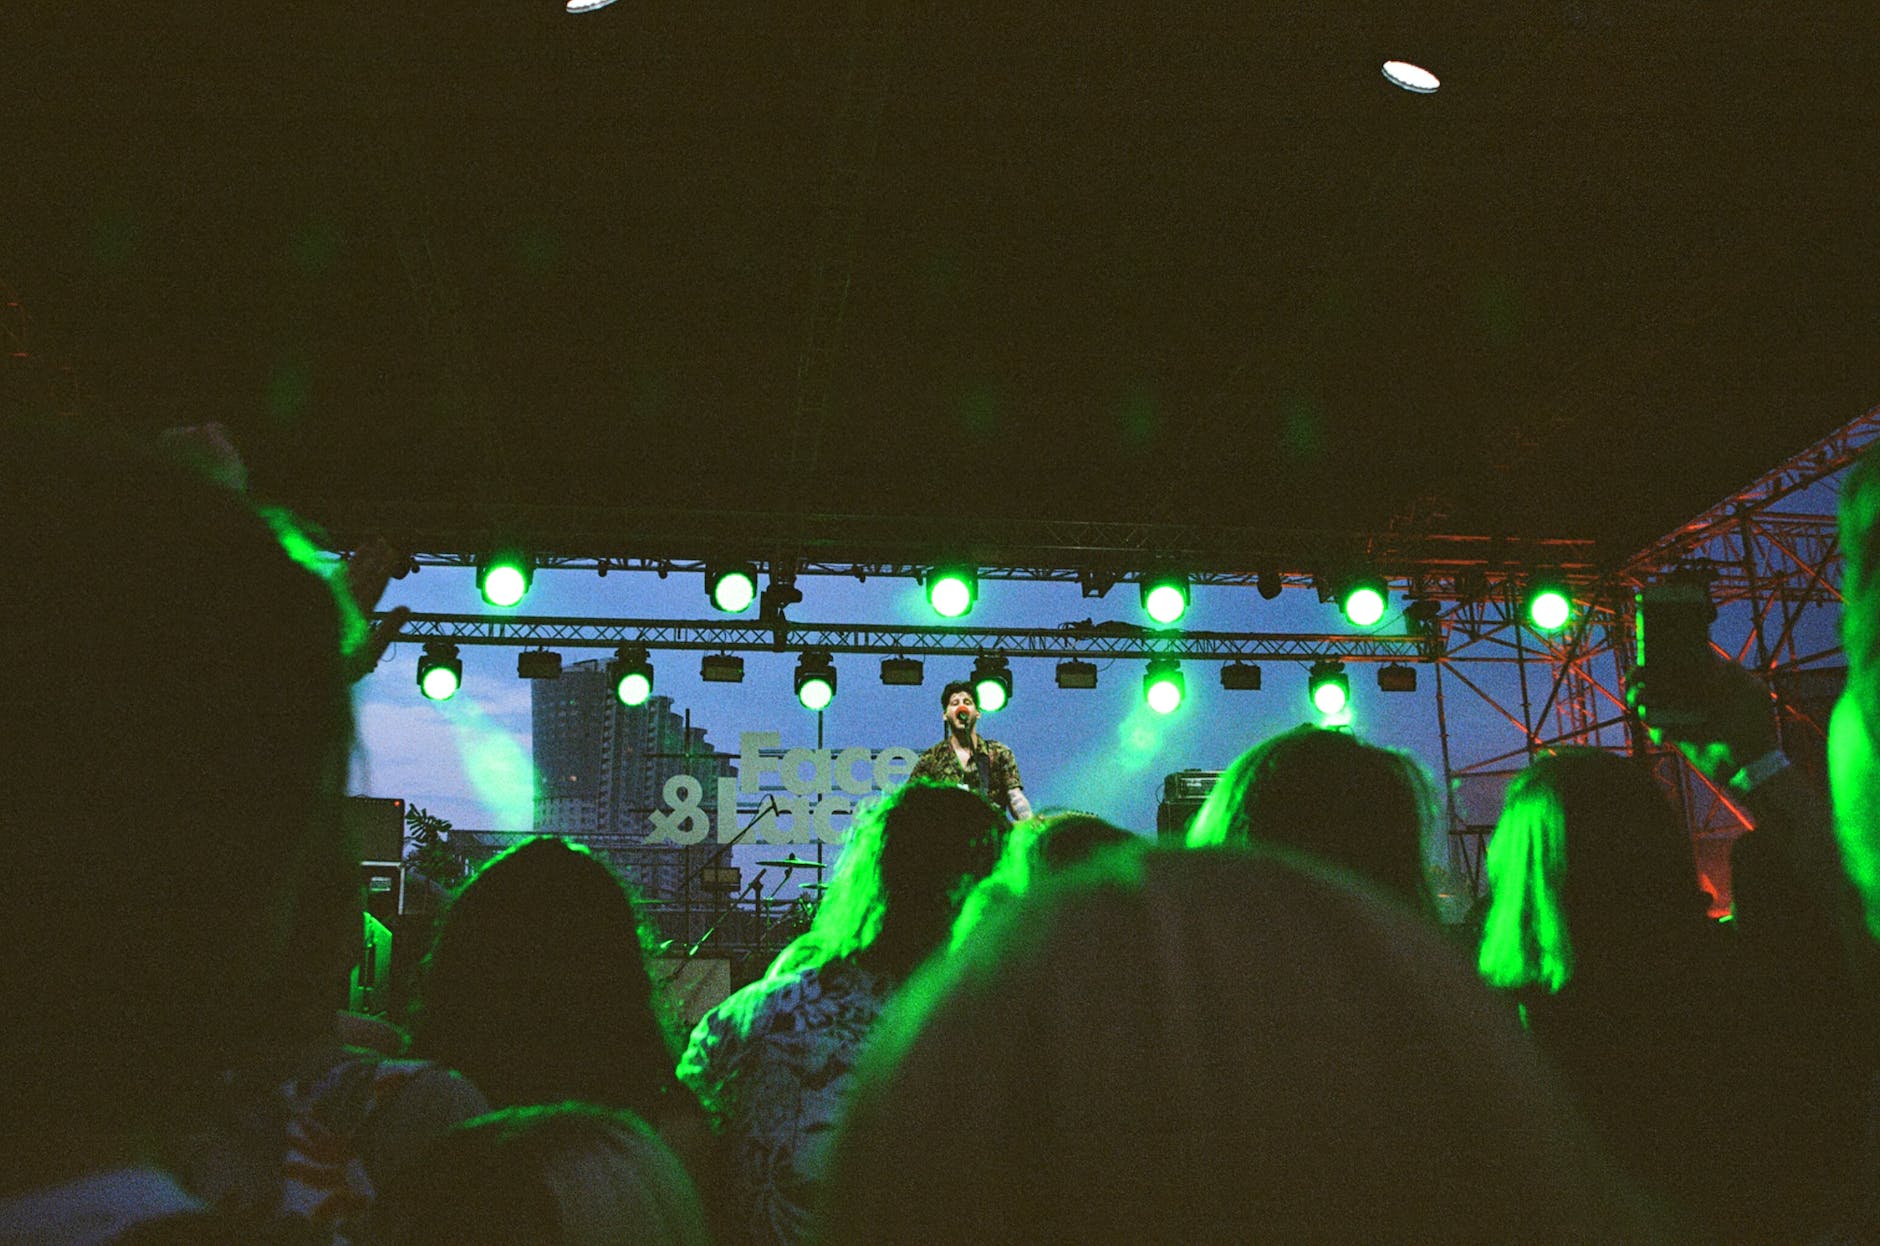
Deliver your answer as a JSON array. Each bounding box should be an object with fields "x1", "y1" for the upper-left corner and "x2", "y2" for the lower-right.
[
  {"x1": 1382, "y1": 60, "x2": 1440, "y2": 93},
  {"x1": 1309, "y1": 660, "x2": 1350, "y2": 716},
  {"x1": 1525, "y1": 579, "x2": 1572, "y2": 633},
  {"x1": 477, "y1": 552, "x2": 533, "y2": 608},
  {"x1": 567, "y1": 0, "x2": 620, "y2": 10},
  {"x1": 1378, "y1": 663, "x2": 1417, "y2": 693},
  {"x1": 927, "y1": 566, "x2": 977, "y2": 619},
  {"x1": 1338, "y1": 575, "x2": 1388, "y2": 627},
  {"x1": 610, "y1": 645, "x2": 653, "y2": 706},
  {"x1": 1144, "y1": 659, "x2": 1185, "y2": 714},
  {"x1": 417, "y1": 642, "x2": 462, "y2": 701},
  {"x1": 1221, "y1": 662, "x2": 1262, "y2": 691},
  {"x1": 707, "y1": 563, "x2": 759, "y2": 614},
  {"x1": 1258, "y1": 568, "x2": 1283, "y2": 600},
  {"x1": 700, "y1": 654, "x2": 745, "y2": 683},
  {"x1": 880, "y1": 657, "x2": 925, "y2": 686},
  {"x1": 795, "y1": 651, "x2": 837, "y2": 710},
  {"x1": 972, "y1": 654, "x2": 1012, "y2": 713},
  {"x1": 517, "y1": 649, "x2": 562, "y2": 680},
  {"x1": 1140, "y1": 573, "x2": 1190, "y2": 625},
  {"x1": 760, "y1": 576, "x2": 804, "y2": 622},
  {"x1": 1056, "y1": 659, "x2": 1099, "y2": 690}
]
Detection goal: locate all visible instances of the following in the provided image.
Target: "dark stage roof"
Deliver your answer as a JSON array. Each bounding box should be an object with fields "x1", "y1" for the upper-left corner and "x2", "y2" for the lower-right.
[{"x1": 5, "y1": 3, "x2": 1877, "y2": 569}]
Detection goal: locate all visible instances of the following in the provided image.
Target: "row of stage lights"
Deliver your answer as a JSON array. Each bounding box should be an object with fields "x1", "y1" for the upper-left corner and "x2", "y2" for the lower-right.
[
  {"x1": 468, "y1": 553, "x2": 1578, "y2": 634},
  {"x1": 417, "y1": 640, "x2": 1400, "y2": 720}
]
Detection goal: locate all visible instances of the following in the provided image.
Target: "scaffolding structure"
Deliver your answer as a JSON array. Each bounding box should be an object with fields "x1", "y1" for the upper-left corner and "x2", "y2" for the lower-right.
[
  {"x1": 1425, "y1": 407, "x2": 1879, "y2": 902},
  {"x1": 370, "y1": 407, "x2": 1880, "y2": 926}
]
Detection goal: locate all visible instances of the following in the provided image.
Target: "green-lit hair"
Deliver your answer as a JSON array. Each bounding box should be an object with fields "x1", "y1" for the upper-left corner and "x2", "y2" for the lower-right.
[
  {"x1": 951, "y1": 812, "x2": 1138, "y2": 951},
  {"x1": 1841, "y1": 444, "x2": 1880, "y2": 746},
  {"x1": 1186, "y1": 725, "x2": 1441, "y2": 920},
  {"x1": 1476, "y1": 749, "x2": 1703, "y2": 994},
  {"x1": 1476, "y1": 774, "x2": 1575, "y2": 993},
  {"x1": 768, "y1": 780, "x2": 1003, "y2": 981}
]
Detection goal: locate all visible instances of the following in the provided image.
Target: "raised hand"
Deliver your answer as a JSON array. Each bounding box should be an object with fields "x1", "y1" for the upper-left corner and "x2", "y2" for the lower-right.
[{"x1": 1627, "y1": 659, "x2": 1781, "y2": 785}]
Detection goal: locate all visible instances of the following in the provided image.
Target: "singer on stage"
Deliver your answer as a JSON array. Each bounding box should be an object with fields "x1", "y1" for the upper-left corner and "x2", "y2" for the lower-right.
[{"x1": 909, "y1": 680, "x2": 1033, "y2": 820}]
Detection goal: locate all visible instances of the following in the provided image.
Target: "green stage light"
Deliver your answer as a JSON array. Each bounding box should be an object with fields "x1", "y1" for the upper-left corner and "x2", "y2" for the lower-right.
[
  {"x1": 477, "y1": 552, "x2": 532, "y2": 608},
  {"x1": 1526, "y1": 582, "x2": 1572, "y2": 632},
  {"x1": 927, "y1": 566, "x2": 977, "y2": 619},
  {"x1": 1309, "y1": 660, "x2": 1350, "y2": 716},
  {"x1": 707, "y1": 563, "x2": 759, "y2": 613},
  {"x1": 1144, "y1": 659, "x2": 1186, "y2": 714},
  {"x1": 1140, "y1": 574, "x2": 1190, "y2": 625},
  {"x1": 796, "y1": 651, "x2": 837, "y2": 711},
  {"x1": 1340, "y1": 578, "x2": 1387, "y2": 627},
  {"x1": 972, "y1": 654, "x2": 1012, "y2": 713},
  {"x1": 417, "y1": 642, "x2": 462, "y2": 702},
  {"x1": 610, "y1": 645, "x2": 653, "y2": 706}
]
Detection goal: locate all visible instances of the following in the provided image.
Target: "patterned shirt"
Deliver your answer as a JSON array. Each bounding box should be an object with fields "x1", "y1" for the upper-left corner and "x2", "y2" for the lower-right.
[
  {"x1": 678, "y1": 958, "x2": 894, "y2": 1246},
  {"x1": 909, "y1": 735, "x2": 1023, "y2": 815}
]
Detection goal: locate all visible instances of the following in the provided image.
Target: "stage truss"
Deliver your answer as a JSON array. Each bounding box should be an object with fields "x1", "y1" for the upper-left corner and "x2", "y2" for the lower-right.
[
  {"x1": 365, "y1": 406, "x2": 1880, "y2": 912},
  {"x1": 1427, "y1": 408, "x2": 1876, "y2": 902}
]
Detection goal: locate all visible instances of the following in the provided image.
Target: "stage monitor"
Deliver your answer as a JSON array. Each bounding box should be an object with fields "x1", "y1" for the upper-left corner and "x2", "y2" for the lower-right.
[{"x1": 346, "y1": 795, "x2": 406, "y2": 864}]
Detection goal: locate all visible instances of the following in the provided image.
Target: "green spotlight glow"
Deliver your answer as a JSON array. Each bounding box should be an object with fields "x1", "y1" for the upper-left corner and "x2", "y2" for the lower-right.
[
  {"x1": 480, "y1": 561, "x2": 529, "y2": 608},
  {"x1": 1143, "y1": 581, "x2": 1189, "y2": 625},
  {"x1": 420, "y1": 665, "x2": 460, "y2": 701},
  {"x1": 1528, "y1": 588, "x2": 1571, "y2": 632},
  {"x1": 1342, "y1": 585, "x2": 1386, "y2": 627},
  {"x1": 1144, "y1": 659, "x2": 1185, "y2": 714},
  {"x1": 1308, "y1": 660, "x2": 1350, "y2": 716},
  {"x1": 795, "y1": 651, "x2": 838, "y2": 710},
  {"x1": 929, "y1": 571, "x2": 975, "y2": 619},
  {"x1": 1146, "y1": 675, "x2": 1183, "y2": 714},
  {"x1": 712, "y1": 569, "x2": 757, "y2": 613},
  {"x1": 798, "y1": 676, "x2": 834, "y2": 711},
  {"x1": 417, "y1": 641, "x2": 462, "y2": 702},
  {"x1": 609, "y1": 645, "x2": 653, "y2": 707},
  {"x1": 969, "y1": 654, "x2": 1012, "y2": 712}
]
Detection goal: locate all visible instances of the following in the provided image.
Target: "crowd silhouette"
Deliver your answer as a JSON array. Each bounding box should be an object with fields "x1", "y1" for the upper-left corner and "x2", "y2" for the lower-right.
[{"x1": 7, "y1": 410, "x2": 1880, "y2": 1244}]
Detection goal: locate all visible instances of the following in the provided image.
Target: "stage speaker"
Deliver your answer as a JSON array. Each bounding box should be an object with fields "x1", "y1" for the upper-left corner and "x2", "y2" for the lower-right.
[
  {"x1": 1157, "y1": 770, "x2": 1222, "y2": 841},
  {"x1": 346, "y1": 795, "x2": 406, "y2": 864}
]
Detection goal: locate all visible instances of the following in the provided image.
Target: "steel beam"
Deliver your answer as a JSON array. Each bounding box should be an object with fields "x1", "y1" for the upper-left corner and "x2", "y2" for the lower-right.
[{"x1": 384, "y1": 611, "x2": 1427, "y2": 662}]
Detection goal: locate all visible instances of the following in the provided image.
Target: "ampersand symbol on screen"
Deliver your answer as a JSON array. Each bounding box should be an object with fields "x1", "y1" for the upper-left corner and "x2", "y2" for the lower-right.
[{"x1": 647, "y1": 775, "x2": 709, "y2": 844}]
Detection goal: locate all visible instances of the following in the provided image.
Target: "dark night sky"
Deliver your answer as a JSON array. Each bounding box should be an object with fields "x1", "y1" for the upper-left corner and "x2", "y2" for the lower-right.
[{"x1": 5, "y1": 2, "x2": 1876, "y2": 566}]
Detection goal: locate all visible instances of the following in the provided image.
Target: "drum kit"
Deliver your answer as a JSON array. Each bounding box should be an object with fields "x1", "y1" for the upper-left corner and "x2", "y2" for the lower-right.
[{"x1": 757, "y1": 856, "x2": 828, "y2": 899}]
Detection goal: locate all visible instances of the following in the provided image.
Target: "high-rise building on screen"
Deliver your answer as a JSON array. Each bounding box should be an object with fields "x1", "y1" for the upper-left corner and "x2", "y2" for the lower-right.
[{"x1": 532, "y1": 659, "x2": 735, "y2": 899}]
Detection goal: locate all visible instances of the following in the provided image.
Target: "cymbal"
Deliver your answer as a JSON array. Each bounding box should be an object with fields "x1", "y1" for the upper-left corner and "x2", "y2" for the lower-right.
[
  {"x1": 757, "y1": 856, "x2": 826, "y2": 870},
  {"x1": 798, "y1": 882, "x2": 827, "y2": 891}
]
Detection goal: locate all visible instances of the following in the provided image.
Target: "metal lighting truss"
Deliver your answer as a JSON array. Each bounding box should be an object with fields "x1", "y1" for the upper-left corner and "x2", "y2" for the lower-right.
[
  {"x1": 1425, "y1": 405, "x2": 1880, "y2": 898},
  {"x1": 320, "y1": 505, "x2": 1601, "y2": 594},
  {"x1": 358, "y1": 406, "x2": 1880, "y2": 911},
  {"x1": 387, "y1": 614, "x2": 1428, "y2": 664}
]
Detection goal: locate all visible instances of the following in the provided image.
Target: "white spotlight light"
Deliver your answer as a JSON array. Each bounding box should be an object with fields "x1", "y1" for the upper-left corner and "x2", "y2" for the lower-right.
[
  {"x1": 567, "y1": 0, "x2": 620, "y2": 12},
  {"x1": 1382, "y1": 60, "x2": 1440, "y2": 94}
]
